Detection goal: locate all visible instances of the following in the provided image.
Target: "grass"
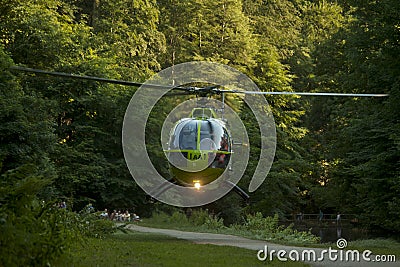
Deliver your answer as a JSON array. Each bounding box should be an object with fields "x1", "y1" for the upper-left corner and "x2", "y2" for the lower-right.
[
  {"x1": 347, "y1": 238, "x2": 400, "y2": 257},
  {"x1": 295, "y1": 238, "x2": 400, "y2": 260},
  {"x1": 139, "y1": 212, "x2": 400, "y2": 258},
  {"x1": 55, "y1": 231, "x2": 309, "y2": 267},
  {"x1": 139, "y1": 216, "x2": 220, "y2": 232}
]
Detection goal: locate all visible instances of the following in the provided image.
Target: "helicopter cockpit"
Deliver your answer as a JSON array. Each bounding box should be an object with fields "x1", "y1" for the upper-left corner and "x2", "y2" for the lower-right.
[
  {"x1": 169, "y1": 119, "x2": 231, "y2": 153},
  {"x1": 166, "y1": 117, "x2": 232, "y2": 186}
]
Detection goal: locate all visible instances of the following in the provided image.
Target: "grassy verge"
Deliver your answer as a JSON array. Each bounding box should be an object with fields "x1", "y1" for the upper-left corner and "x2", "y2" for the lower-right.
[
  {"x1": 293, "y1": 239, "x2": 400, "y2": 259},
  {"x1": 346, "y1": 239, "x2": 400, "y2": 257},
  {"x1": 139, "y1": 211, "x2": 400, "y2": 257},
  {"x1": 55, "y1": 230, "x2": 308, "y2": 266}
]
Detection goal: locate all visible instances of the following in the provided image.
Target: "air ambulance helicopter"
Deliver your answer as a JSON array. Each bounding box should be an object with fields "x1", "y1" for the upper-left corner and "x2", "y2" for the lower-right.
[{"x1": 10, "y1": 65, "x2": 388, "y2": 204}]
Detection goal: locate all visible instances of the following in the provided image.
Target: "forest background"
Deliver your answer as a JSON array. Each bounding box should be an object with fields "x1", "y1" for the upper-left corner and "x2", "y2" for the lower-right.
[{"x1": 1, "y1": 0, "x2": 399, "y2": 253}]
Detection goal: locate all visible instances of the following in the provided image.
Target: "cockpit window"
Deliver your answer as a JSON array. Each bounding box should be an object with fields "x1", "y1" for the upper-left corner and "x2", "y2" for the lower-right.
[
  {"x1": 177, "y1": 120, "x2": 197, "y2": 150},
  {"x1": 200, "y1": 120, "x2": 230, "y2": 151},
  {"x1": 169, "y1": 119, "x2": 231, "y2": 151}
]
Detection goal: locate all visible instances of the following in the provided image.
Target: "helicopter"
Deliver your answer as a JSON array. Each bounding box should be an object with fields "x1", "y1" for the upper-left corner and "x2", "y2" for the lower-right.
[
  {"x1": 166, "y1": 107, "x2": 232, "y2": 187},
  {"x1": 10, "y1": 65, "x2": 388, "y2": 205},
  {"x1": 155, "y1": 100, "x2": 252, "y2": 202}
]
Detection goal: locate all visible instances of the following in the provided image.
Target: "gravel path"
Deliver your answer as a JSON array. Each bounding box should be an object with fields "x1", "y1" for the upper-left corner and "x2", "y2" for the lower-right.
[{"x1": 126, "y1": 224, "x2": 398, "y2": 267}]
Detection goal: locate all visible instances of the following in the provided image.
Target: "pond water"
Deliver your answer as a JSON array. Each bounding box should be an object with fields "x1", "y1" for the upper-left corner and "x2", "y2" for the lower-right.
[
  {"x1": 312, "y1": 227, "x2": 370, "y2": 243},
  {"x1": 290, "y1": 224, "x2": 391, "y2": 243},
  {"x1": 280, "y1": 220, "x2": 388, "y2": 243}
]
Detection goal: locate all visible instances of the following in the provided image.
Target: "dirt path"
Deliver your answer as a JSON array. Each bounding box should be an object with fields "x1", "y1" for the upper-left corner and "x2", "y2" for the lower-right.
[{"x1": 125, "y1": 224, "x2": 397, "y2": 267}]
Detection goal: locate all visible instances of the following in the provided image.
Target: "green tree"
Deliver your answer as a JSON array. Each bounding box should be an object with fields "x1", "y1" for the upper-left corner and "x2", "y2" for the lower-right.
[
  {"x1": 243, "y1": 0, "x2": 302, "y2": 60},
  {"x1": 0, "y1": 45, "x2": 57, "y2": 185},
  {"x1": 158, "y1": 0, "x2": 257, "y2": 68},
  {"x1": 239, "y1": 0, "x2": 309, "y2": 216},
  {"x1": 0, "y1": 0, "x2": 90, "y2": 68},
  {"x1": 291, "y1": 0, "x2": 350, "y2": 213},
  {"x1": 241, "y1": 52, "x2": 308, "y2": 215},
  {"x1": 303, "y1": 0, "x2": 400, "y2": 231},
  {"x1": 0, "y1": 44, "x2": 80, "y2": 267},
  {"x1": 90, "y1": 0, "x2": 165, "y2": 80},
  {"x1": 1, "y1": 0, "x2": 165, "y2": 212}
]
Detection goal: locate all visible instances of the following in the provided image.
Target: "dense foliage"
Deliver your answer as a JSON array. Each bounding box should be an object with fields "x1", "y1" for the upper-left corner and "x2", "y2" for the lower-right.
[{"x1": 0, "y1": 0, "x2": 399, "y2": 264}]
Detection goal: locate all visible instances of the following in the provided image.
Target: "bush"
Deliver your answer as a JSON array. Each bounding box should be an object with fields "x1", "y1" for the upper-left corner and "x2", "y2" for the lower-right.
[
  {"x1": 190, "y1": 209, "x2": 210, "y2": 226},
  {"x1": 0, "y1": 165, "x2": 81, "y2": 267},
  {"x1": 148, "y1": 209, "x2": 226, "y2": 230},
  {"x1": 244, "y1": 212, "x2": 279, "y2": 232},
  {"x1": 78, "y1": 212, "x2": 116, "y2": 238},
  {"x1": 170, "y1": 210, "x2": 190, "y2": 225},
  {"x1": 148, "y1": 210, "x2": 171, "y2": 224},
  {"x1": 0, "y1": 199, "x2": 82, "y2": 267},
  {"x1": 0, "y1": 165, "x2": 117, "y2": 266},
  {"x1": 204, "y1": 215, "x2": 225, "y2": 230},
  {"x1": 236, "y1": 212, "x2": 320, "y2": 244},
  {"x1": 149, "y1": 210, "x2": 191, "y2": 227}
]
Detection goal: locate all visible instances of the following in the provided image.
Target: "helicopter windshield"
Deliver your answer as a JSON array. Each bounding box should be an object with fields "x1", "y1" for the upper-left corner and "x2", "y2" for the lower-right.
[
  {"x1": 169, "y1": 119, "x2": 230, "y2": 151},
  {"x1": 177, "y1": 120, "x2": 198, "y2": 150},
  {"x1": 199, "y1": 120, "x2": 228, "y2": 151}
]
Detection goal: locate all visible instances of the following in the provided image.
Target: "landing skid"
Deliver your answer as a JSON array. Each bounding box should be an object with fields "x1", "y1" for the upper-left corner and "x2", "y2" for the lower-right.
[{"x1": 224, "y1": 180, "x2": 250, "y2": 202}]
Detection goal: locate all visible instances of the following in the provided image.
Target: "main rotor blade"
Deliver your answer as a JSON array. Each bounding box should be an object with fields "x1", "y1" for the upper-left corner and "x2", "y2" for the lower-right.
[
  {"x1": 10, "y1": 66, "x2": 389, "y2": 97},
  {"x1": 163, "y1": 92, "x2": 193, "y2": 97},
  {"x1": 216, "y1": 89, "x2": 388, "y2": 97},
  {"x1": 9, "y1": 66, "x2": 188, "y2": 90}
]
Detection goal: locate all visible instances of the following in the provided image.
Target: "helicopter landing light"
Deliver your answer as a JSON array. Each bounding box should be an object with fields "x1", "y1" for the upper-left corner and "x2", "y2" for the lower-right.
[{"x1": 193, "y1": 180, "x2": 201, "y2": 190}]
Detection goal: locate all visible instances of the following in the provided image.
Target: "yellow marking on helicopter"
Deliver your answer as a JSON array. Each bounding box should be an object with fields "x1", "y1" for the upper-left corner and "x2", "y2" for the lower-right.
[
  {"x1": 188, "y1": 151, "x2": 206, "y2": 161},
  {"x1": 190, "y1": 107, "x2": 217, "y2": 119},
  {"x1": 170, "y1": 166, "x2": 225, "y2": 186},
  {"x1": 196, "y1": 120, "x2": 201, "y2": 150}
]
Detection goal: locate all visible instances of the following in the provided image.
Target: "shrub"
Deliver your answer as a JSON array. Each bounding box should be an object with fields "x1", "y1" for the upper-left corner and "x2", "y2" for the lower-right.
[
  {"x1": 235, "y1": 212, "x2": 320, "y2": 244},
  {"x1": 170, "y1": 210, "x2": 190, "y2": 225},
  {"x1": 149, "y1": 210, "x2": 172, "y2": 224},
  {"x1": 0, "y1": 165, "x2": 81, "y2": 266},
  {"x1": 150, "y1": 210, "x2": 191, "y2": 227},
  {"x1": 244, "y1": 212, "x2": 279, "y2": 232},
  {"x1": 0, "y1": 165, "x2": 117, "y2": 266},
  {"x1": 204, "y1": 215, "x2": 225, "y2": 230},
  {"x1": 0, "y1": 185, "x2": 80, "y2": 266},
  {"x1": 190, "y1": 209, "x2": 210, "y2": 226},
  {"x1": 78, "y1": 212, "x2": 116, "y2": 238}
]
